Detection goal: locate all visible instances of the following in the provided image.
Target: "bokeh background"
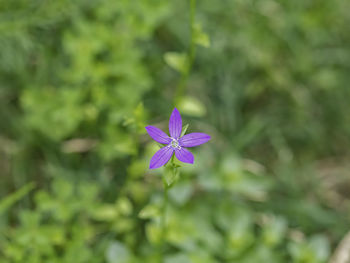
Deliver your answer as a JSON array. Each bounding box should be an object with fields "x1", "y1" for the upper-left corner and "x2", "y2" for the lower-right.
[{"x1": 1, "y1": 0, "x2": 350, "y2": 262}]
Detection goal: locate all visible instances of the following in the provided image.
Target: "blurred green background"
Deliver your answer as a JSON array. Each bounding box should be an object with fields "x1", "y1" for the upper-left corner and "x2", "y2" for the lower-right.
[{"x1": 1, "y1": 0, "x2": 350, "y2": 262}]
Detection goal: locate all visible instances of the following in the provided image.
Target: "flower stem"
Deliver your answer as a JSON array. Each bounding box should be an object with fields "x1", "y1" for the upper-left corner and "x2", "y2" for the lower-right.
[
  {"x1": 158, "y1": 169, "x2": 170, "y2": 263},
  {"x1": 174, "y1": 0, "x2": 197, "y2": 104},
  {"x1": 160, "y1": 179, "x2": 169, "y2": 242},
  {"x1": 158, "y1": 162, "x2": 174, "y2": 263}
]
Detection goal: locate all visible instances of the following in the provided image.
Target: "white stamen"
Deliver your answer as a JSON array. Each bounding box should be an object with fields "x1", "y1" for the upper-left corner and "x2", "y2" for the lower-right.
[{"x1": 170, "y1": 137, "x2": 181, "y2": 149}]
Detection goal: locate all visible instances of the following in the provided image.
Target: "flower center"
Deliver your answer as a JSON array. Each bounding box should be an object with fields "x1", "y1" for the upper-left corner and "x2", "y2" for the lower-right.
[{"x1": 170, "y1": 138, "x2": 181, "y2": 149}]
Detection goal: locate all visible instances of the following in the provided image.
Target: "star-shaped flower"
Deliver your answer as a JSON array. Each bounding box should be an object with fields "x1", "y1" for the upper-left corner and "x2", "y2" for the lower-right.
[{"x1": 145, "y1": 108, "x2": 211, "y2": 169}]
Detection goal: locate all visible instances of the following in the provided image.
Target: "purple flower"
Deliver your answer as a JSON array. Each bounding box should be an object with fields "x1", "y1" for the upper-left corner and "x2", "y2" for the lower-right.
[{"x1": 145, "y1": 108, "x2": 211, "y2": 169}]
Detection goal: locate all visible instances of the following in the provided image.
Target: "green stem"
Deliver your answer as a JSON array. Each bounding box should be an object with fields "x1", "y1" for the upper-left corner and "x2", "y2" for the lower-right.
[
  {"x1": 160, "y1": 181, "x2": 169, "y2": 242},
  {"x1": 158, "y1": 172, "x2": 169, "y2": 263},
  {"x1": 174, "y1": 0, "x2": 197, "y2": 104}
]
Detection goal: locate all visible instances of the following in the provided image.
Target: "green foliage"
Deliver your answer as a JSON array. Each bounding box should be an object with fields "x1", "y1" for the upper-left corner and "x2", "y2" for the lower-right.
[
  {"x1": 1, "y1": 0, "x2": 350, "y2": 262},
  {"x1": 0, "y1": 174, "x2": 331, "y2": 262},
  {"x1": 164, "y1": 52, "x2": 188, "y2": 73},
  {"x1": 0, "y1": 183, "x2": 35, "y2": 215}
]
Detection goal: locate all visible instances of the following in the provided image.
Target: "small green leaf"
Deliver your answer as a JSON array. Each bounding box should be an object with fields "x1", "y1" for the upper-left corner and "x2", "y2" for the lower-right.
[
  {"x1": 193, "y1": 23, "x2": 210, "y2": 48},
  {"x1": 262, "y1": 216, "x2": 287, "y2": 247},
  {"x1": 139, "y1": 204, "x2": 160, "y2": 219},
  {"x1": 116, "y1": 197, "x2": 133, "y2": 216},
  {"x1": 178, "y1": 96, "x2": 206, "y2": 117},
  {"x1": 164, "y1": 52, "x2": 188, "y2": 73},
  {"x1": 0, "y1": 182, "x2": 35, "y2": 215},
  {"x1": 163, "y1": 165, "x2": 180, "y2": 187},
  {"x1": 146, "y1": 222, "x2": 162, "y2": 244},
  {"x1": 91, "y1": 204, "x2": 118, "y2": 221},
  {"x1": 181, "y1": 124, "x2": 189, "y2": 137}
]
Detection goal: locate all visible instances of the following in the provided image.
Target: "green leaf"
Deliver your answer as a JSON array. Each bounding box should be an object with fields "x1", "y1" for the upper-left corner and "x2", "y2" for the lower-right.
[
  {"x1": 193, "y1": 23, "x2": 210, "y2": 48},
  {"x1": 91, "y1": 204, "x2": 118, "y2": 221},
  {"x1": 163, "y1": 165, "x2": 180, "y2": 187},
  {"x1": 178, "y1": 96, "x2": 206, "y2": 117},
  {"x1": 0, "y1": 182, "x2": 35, "y2": 215},
  {"x1": 146, "y1": 222, "x2": 162, "y2": 244},
  {"x1": 262, "y1": 216, "x2": 287, "y2": 247},
  {"x1": 164, "y1": 52, "x2": 188, "y2": 73},
  {"x1": 116, "y1": 197, "x2": 133, "y2": 216},
  {"x1": 181, "y1": 124, "x2": 189, "y2": 137},
  {"x1": 139, "y1": 204, "x2": 160, "y2": 219}
]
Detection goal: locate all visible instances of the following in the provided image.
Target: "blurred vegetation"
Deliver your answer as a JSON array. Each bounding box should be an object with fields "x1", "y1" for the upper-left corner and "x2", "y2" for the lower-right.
[{"x1": 1, "y1": 0, "x2": 350, "y2": 262}]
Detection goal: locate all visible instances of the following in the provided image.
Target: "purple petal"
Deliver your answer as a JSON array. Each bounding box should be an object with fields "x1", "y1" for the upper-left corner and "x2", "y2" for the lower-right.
[
  {"x1": 149, "y1": 146, "x2": 174, "y2": 169},
  {"x1": 179, "y1": 133, "x2": 211, "y2": 147},
  {"x1": 169, "y1": 108, "x2": 182, "y2": 139},
  {"x1": 145, "y1": 126, "x2": 171, "y2": 144},
  {"x1": 175, "y1": 148, "x2": 194, "y2": 164}
]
